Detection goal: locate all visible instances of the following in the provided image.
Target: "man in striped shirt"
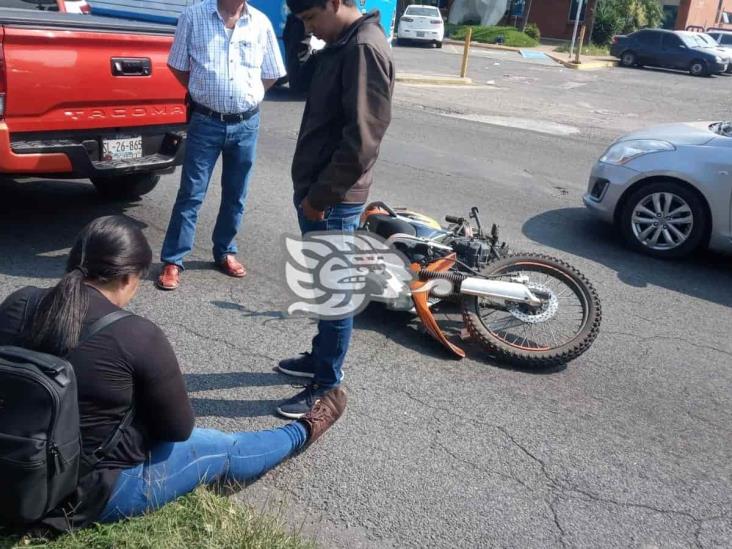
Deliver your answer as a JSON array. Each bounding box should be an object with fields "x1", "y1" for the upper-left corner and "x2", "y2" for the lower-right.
[{"x1": 157, "y1": 0, "x2": 286, "y2": 290}]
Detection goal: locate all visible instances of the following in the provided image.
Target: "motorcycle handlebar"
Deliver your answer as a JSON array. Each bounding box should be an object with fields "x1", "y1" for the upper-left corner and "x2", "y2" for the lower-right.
[{"x1": 445, "y1": 215, "x2": 464, "y2": 224}]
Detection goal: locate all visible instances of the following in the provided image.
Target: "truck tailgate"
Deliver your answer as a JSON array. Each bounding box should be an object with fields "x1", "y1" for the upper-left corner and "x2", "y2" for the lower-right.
[{"x1": 2, "y1": 20, "x2": 186, "y2": 134}]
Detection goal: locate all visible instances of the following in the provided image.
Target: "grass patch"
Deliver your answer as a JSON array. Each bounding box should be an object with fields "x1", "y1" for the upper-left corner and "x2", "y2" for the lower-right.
[
  {"x1": 0, "y1": 486, "x2": 314, "y2": 549},
  {"x1": 554, "y1": 43, "x2": 611, "y2": 56},
  {"x1": 446, "y1": 24, "x2": 538, "y2": 48}
]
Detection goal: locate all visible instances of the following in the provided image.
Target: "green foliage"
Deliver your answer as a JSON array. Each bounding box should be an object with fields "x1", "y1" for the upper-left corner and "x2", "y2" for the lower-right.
[
  {"x1": 591, "y1": 0, "x2": 664, "y2": 46},
  {"x1": 524, "y1": 22, "x2": 541, "y2": 42},
  {"x1": 0, "y1": 487, "x2": 314, "y2": 549},
  {"x1": 447, "y1": 25, "x2": 539, "y2": 47}
]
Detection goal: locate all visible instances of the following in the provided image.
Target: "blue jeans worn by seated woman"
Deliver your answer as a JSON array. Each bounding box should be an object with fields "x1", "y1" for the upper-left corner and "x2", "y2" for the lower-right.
[{"x1": 99, "y1": 424, "x2": 307, "y2": 522}]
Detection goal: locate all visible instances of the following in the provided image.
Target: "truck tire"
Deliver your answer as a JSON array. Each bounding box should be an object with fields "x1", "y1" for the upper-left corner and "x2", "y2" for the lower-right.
[{"x1": 91, "y1": 173, "x2": 160, "y2": 200}]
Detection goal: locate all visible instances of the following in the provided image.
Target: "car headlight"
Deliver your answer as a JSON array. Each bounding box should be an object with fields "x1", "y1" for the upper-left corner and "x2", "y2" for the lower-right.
[{"x1": 599, "y1": 139, "x2": 676, "y2": 165}]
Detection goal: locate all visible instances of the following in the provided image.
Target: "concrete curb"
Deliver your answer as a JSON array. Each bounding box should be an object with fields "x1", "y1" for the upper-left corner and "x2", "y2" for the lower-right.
[
  {"x1": 396, "y1": 73, "x2": 473, "y2": 85},
  {"x1": 544, "y1": 53, "x2": 618, "y2": 70},
  {"x1": 443, "y1": 38, "x2": 521, "y2": 53}
]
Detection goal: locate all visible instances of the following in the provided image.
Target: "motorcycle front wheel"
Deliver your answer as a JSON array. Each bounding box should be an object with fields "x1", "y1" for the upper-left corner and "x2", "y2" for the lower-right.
[{"x1": 462, "y1": 253, "x2": 601, "y2": 368}]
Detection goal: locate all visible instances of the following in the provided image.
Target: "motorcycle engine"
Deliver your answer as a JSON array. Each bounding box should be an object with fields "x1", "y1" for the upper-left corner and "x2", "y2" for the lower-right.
[{"x1": 452, "y1": 239, "x2": 493, "y2": 270}]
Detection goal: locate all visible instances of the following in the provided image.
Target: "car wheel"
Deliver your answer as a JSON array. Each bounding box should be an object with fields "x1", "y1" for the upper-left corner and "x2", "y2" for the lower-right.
[
  {"x1": 435, "y1": 40, "x2": 443, "y2": 49},
  {"x1": 620, "y1": 50, "x2": 637, "y2": 67},
  {"x1": 619, "y1": 181, "x2": 708, "y2": 259},
  {"x1": 91, "y1": 173, "x2": 160, "y2": 200},
  {"x1": 689, "y1": 59, "x2": 708, "y2": 76}
]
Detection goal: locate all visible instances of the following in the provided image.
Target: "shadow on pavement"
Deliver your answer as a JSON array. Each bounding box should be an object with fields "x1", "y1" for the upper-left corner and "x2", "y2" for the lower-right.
[
  {"x1": 185, "y1": 371, "x2": 290, "y2": 391},
  {"x1": 356, "y1": 302, "x2": 568, "y2": 375},
  {"x1": 522, "y1": 207, "x2": 732, "y2": 307},
  {"x1": 190, "y1": 397, "x2": 284, "y2": 419},
  {"x1": 0, "y1": 178, "x2": 142, "y2": 281}
]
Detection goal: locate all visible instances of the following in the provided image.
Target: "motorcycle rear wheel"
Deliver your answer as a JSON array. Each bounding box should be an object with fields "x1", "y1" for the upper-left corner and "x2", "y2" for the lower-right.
[{"x1": 462, "y1": 253, "x2": 601, "y2": 368}]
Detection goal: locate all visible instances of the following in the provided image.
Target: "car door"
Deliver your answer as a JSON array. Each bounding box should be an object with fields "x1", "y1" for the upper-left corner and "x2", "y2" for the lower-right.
[
  {"x1": 660, "y1": 33, "x2": 688, "y2": 69},
  {"x1": 635, "y1": 31, "x2": 662, "y2": 66}
]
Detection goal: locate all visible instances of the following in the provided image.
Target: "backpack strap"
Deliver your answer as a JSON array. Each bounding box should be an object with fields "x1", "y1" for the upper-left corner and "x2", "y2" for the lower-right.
[
  {"x1": 78, "y1": 310, "x2": 133, "y2": 347},
  {"x1": 75, "y1": 310, "x2": 136, "y2": 475},
  {"x1": 79, "y1": 406, "x2": 136, "y2": 474}
]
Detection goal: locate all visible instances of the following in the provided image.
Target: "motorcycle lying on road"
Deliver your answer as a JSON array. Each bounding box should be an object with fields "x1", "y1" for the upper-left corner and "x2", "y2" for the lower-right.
[{"x1": 359, "y1": 202, "x2": 602, "y2": 367}]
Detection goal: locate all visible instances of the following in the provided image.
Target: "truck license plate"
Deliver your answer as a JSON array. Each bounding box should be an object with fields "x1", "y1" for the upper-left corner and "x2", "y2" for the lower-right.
[
  {"x1": 102, "y1": 136, "x2": 142, "y2": 161},
  {"x1": 417, "y1": 31, "x2": 425, "y2": 37}
]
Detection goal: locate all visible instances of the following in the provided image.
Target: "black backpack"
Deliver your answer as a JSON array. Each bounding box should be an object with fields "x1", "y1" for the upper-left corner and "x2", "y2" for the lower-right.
[{"x1": 0, "y1": 309, "x2": 134, "y2": 527}]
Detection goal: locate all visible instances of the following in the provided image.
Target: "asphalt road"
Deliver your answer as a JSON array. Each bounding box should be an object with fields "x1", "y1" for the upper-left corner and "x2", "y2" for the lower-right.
[{"x1": 1, "y1": 45, "x2": 730, "y2": 548}]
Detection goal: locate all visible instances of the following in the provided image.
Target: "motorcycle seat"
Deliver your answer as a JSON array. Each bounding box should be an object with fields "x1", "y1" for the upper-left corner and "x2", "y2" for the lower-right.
[{"x1": 366, "y1": 214, "x2": 417, "y2": 239}]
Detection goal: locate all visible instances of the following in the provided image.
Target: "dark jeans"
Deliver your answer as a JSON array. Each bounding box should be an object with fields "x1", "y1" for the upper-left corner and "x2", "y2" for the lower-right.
[
  {"x1": 99, "y1": 424, "x2": 307, "y2": 522},
  {"x1": 296, "y1": 201, "x2": 365, "y2": 387},
  {"x1": 161, "y1": 110, "x2": 259, "y2": 267}
]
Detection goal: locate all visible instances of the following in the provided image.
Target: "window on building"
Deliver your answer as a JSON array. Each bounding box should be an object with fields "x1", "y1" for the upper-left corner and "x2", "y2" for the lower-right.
[{"x1": 568, "y1": 0, "x2": 587, "y2": 22}]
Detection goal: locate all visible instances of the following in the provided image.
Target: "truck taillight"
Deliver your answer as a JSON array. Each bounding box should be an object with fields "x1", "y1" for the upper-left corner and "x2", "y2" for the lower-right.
[{"x1": 0, "y1": 37, "x2": 6, "y2": 120}]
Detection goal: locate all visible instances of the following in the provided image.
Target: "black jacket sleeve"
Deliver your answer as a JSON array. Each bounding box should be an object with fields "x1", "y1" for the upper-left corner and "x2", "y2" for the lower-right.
[{"x1": 131, "y1": 321, "x2": 195, "y2": 442}]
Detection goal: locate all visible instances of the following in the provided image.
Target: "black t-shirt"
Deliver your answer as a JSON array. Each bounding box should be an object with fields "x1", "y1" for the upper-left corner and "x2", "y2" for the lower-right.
[{"x1": 0, "y1": 285, "x2": 195, "y2": 530}]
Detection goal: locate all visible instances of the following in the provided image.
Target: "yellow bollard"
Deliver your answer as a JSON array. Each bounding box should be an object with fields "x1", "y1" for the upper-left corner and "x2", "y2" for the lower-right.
[
  {"x1": 575, "y1": 25, "x2": 586, "y2": 64},
  {"x1": 460, "y1": 27, "x2": 472, "y2": 78}
]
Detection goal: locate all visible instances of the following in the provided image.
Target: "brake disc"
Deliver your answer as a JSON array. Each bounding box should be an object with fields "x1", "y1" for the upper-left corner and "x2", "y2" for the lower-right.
[{"x1": 505, "y1": 283, "x2": 559, "y2": 324}]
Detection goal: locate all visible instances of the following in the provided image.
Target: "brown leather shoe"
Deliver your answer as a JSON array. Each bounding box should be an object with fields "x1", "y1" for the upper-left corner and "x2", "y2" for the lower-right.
[
  {"x1": 299, "y1": 387, "x2": 347, "y2": 447},
  {"x1": 156, "y1": 264, "x2": 181, "y2": 290},
  {"x1": 217, "y1": 254, "x2": 247, "y2": 278}
]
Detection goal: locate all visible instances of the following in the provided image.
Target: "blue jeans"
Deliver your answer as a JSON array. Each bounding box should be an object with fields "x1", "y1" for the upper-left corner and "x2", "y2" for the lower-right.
[
  {"x1": 99, "y1": 424, "x2": 307, "y2": 522},
  {"x1": 296, "y1": 201, "x2": 365, "y2": 388},
  {"x1": 161, "y1": 111, "x2": 260, "y2": 267}
]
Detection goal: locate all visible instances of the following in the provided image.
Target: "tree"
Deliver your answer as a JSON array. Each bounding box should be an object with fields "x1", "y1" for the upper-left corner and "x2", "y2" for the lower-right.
[{"x1": 591, "y1": 0, "x2": 663, "y2": 45}]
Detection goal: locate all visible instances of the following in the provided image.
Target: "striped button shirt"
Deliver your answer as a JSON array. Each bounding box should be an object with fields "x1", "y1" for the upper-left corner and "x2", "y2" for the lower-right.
[{"x1": 168, "y1": 0, "x2": 286, "y2": 114}]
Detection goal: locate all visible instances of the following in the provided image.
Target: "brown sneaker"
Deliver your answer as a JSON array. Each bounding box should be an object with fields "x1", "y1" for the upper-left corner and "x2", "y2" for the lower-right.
[
  {"x1": 156, "y1": 264, "x2": 181, "y2": 290},
  {"x1": 299, "y1": 387, "x2": 347, "y2": 446}
]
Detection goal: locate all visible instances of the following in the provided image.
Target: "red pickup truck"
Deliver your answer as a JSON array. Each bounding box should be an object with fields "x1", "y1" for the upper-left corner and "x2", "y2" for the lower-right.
[{"x1": 0, "y1": 4, "x2": 187, "y2": 199}]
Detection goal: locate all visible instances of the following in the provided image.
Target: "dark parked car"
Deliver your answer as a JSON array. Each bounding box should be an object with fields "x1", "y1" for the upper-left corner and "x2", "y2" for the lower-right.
[{"x1": 611, "y1": 29, "x2": 729, "y2": 76}]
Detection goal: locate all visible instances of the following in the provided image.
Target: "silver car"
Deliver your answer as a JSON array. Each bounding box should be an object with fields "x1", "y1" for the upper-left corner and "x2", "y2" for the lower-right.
[{"x1": 583, "y1": 121, "x2": 732, "y2": 258}]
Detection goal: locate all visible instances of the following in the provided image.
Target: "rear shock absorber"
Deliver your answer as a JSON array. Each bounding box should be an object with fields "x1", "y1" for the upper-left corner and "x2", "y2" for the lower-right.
[{"x1": 417, "y1": 270, "x2": 467, "y2": 295}]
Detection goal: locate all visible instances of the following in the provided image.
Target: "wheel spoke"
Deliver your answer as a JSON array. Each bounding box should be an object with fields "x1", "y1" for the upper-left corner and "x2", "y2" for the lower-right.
[
  {"x1": 638, "y1": 224, "x2": 656, "y2": 240},
  {"x1": 648, "y1": 227, "x2": 664, "y2": 246},
  {"x1": 667, "y1": 215, "x2": 692, "y2": 226},
  {"x1": 636, "y1": 205, "x2": 657, "y2": 218},
  {"x1": 662, "y1": 228, "x2": 676, "y2": 245},
  {"x1": 651, "y1": 193, "x2": 663, "y2": 215},
  {"x1": 668, "y1": 204, "x2": 691, "y2": 218},
  {"x1": 666, "y1": 223, "x2": 686, "y2": 241},
  {"x1": 662, "y1": 193, "x2": 673, "y2": 216}
]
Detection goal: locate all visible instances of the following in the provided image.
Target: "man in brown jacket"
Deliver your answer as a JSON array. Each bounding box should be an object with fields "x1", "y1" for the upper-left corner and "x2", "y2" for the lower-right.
[{"x1": 276, "y1": 0, "x2": 395, "y2": 418}]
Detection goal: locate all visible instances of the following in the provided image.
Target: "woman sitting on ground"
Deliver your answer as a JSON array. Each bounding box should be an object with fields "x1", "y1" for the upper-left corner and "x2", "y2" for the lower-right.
[{"x1": 0, "y1": 215, "x2": 346, "y2": 531}]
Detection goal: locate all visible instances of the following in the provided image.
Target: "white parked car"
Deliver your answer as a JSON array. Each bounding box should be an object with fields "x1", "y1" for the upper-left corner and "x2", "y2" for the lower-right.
[
  {"x1": 690, "y1": 32, "x2": 732, "y2": 73},
  {"x1": 397, "y1": 5, "x2": 444, "y2": 48}
]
